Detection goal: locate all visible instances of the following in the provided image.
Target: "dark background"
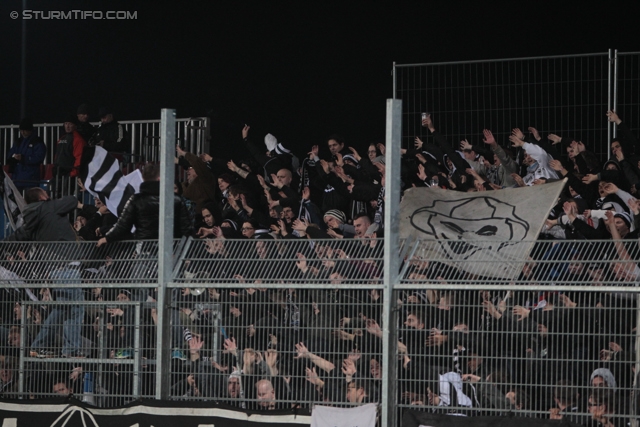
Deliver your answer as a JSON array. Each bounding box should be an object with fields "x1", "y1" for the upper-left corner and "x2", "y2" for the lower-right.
[{"x1": 1, "y1": 0, "x2": 638, "y2": 159}]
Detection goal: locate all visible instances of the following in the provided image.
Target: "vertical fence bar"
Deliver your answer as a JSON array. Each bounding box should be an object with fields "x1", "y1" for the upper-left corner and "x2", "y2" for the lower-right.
[
  {"x1": 609, "y1": 48, "x2": 614, "y2": 152},
  {"x1": 130, "y1": 122, "x2": 136, "y2": 158},
  {"x1": 612, "y1": 49, "x2": 617, "y2": 143},
  {"x1": 203, "y1": 117, "x2": 211, "y2": 155},
  {"x1": 18, "y1": 302, "x2": 26, "y2": 394},
  {"x1": 156, "y1": 108, "x2": 176, "y2": 399},
  {"x1": 20, "y1": 0, "x2": 27, "y2": 118},
  {"x1": 97, "y1": 311, "x2": 105, "y2": 402},
  {"x1": 381, "y1": 98, "x2": 402, "y2": 427},
  {"x1": 631, "y1": 291, "x2": 640, "y2": 427},
  {"x1": 133, "y1": 303, "x2": 141, "y2": 399},
  {"x1": 392, "y1": 62, "x2": 397, "y2": 99}
]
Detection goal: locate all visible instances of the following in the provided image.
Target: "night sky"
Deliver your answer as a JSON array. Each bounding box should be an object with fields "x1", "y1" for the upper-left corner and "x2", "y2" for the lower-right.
[{"x1": 1, "y1": 0, "x2": 637, "y2": 160}]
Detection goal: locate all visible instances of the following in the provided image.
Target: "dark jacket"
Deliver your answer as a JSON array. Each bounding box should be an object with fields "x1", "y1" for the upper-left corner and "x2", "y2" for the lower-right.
[
  {"x1": 76, "y1": 121, "x2": 96, "y2": 145},
  {"x1": 54, "y1": 130, "x2": 86, "y2": 177},
  {"x1": 7, "y1": 134, "x2": 46, "y2": 185},
  {"x1": 181, "y1": 152, "x2": 218, "y2": 214},
  {"x1": 4, "y1": 196, "x2": 78, "y2": 242},
  {"x1": 94, "y1": 120, "x2": 130, "y2": 152},
  {"x1": 105, "y1": 181, "x2": 193, "y2": 241}
]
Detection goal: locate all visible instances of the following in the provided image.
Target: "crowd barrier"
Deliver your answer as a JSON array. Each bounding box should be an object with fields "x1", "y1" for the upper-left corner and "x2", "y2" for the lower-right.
[
  {"x1": 0, "y1": 117, "x2": 210, "y2": 166},
  {"x1": 0, "y1": 237, "x2": 638, "y2": 425}
]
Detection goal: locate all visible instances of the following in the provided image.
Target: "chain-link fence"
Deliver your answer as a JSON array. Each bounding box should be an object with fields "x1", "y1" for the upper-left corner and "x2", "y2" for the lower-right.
[
  {"x1": 615, "y1": 51, "x2": 640, "y2": 141},
  {"x1": 393, "y1": 51, "x2": 640, "y2": 161},
  {"x1": 395, "y1": 238, "x2": 640, "y2": 425},
  {"x1": 0, "y1": 240, "x2": 176, "y2": 405},
  {"x1": 169, "y1": 238, "x2": 385, "y2": 409},
  {"x1": 1, "y1": 237, "x2": 639, "y2": 426}
]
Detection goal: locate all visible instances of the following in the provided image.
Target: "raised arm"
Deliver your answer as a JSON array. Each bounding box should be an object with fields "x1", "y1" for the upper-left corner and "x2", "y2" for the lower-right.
[
  {"x1": 294, "y1": 342, "x2": 335, "y2": 373},
  {"x1": 484, "y1": 129, "x2": 517, "y2": 173}
]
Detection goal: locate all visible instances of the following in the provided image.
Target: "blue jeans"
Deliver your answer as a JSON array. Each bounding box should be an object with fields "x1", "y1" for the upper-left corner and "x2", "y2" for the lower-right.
[{"x1": 31, "y1": 267, "x2": 84, "y2": 356}]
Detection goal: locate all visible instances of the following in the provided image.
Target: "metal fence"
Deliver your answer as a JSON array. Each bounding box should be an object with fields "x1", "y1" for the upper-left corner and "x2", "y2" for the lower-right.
[
  {"x1": 395, "y1": 239, "x2": 640, "y2": 424},
  {"x1": 1, "y1": 237, "x2": 639, "y2": 425},
  {"x1": 394, "y1": 50, "x2": 640, "y2": 161},
  {"x1": 615, "y1": 51, "x2": 640, "y2": 141},
  {"x1": 0, "y1": 116, "x2": 210, "y2": 167}
]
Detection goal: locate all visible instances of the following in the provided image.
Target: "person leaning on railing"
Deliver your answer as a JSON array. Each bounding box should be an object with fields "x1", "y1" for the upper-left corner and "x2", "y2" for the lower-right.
[{"x1": 3, "y1": 187, "x2": 86, "y2": 358}]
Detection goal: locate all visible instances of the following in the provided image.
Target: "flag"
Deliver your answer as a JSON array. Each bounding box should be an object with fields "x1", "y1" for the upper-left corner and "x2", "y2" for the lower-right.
[
  {"x1": 83, "y1": 146, "x2": 143, "y2": 216},
  {"x1": 106, "y1": 168, "x2": 143, "y2": 217},
  {"x1": 2, "y1": 171, "x2": 27, "y2": 231},
  {"x1": 399, "y1": 180, "x2": 566, "y2": 279}
]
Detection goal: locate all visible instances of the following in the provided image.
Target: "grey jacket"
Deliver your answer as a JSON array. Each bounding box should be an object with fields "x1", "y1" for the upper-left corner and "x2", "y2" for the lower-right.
[
  {"x1": 469, "y1": 144, "x2": 518, "y2": 188},
  {"x1": 4, "y1": 196, "x2": 78, "y2": 242}
]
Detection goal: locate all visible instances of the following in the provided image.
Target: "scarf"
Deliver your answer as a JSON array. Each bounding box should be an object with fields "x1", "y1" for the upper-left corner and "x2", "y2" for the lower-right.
[{"x1": 374, "y1": 186, "x2": 385, "y2": 225}]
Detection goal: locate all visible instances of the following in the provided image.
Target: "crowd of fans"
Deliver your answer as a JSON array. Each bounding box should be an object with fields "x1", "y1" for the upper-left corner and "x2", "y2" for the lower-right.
[{"x1": 1, "y1": 106, "x2": 640, "y2": 426}]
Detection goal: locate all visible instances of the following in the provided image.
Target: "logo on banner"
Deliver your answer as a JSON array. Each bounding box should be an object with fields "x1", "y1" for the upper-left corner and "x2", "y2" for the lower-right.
[
  {"x1": 410, "y1": 196, "x2": 530, "y2": 260},
  {"x1": 50, "y1": 406, "x2": 99, "y2": 427}
]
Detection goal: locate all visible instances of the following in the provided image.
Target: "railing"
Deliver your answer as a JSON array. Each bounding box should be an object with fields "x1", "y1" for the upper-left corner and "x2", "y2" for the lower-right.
[
  {"x1": 0, "y1": 117, "x2": 210, "y2": 166},
  {"x1": 393, "y1": 51, "x2": 640, "y2": 161},
  {"x1": 0, "y1": 237, "x2": 638, "y2": 425}
]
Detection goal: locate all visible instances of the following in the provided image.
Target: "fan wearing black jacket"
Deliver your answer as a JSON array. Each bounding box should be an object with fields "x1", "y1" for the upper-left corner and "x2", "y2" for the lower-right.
[{"x1": 97, "y1": 163, "x2": 193, "y2": 246}]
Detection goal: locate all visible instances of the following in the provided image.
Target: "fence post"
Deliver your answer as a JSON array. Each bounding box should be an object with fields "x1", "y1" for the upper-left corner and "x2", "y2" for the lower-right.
[
  {"x1": 392, "y1": 61, "x2": 397, "y2": 99},
  {"x1": 381, "y1": 98, "x2": 402, "y2": 427},
  {"x1": 610, "y1": 48, "x2": 616, "y2": 153},
  {"x1": 632, "y1": 293, "x2": 640, "y2": 427},
  {"x1": 156, "y1": 108, "x2": 176, "y2": 399},
  {"x1": 203, "y1": 117, "x2": 212, "y2": 155}
]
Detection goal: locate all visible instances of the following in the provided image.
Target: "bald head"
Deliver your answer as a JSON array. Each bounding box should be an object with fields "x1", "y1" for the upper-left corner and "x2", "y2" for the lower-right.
[
  {"x1": 276, "y1": 169, "x2": 292, "y2": 187},
  {"x1": 256, "y1": 379, "x2": 276, "y2": 408},
  {"x1": 353, "y1": 214, "x2": 372, "y2": 238}
]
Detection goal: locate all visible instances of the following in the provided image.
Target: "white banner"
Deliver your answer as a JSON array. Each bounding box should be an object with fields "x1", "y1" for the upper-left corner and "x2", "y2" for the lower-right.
[
  {"x1": 400, "y1": 181, "x2": 566, "y2": 279},
  {"x1": 311, "y1": 404, "x2": 376, "y2": 427}
]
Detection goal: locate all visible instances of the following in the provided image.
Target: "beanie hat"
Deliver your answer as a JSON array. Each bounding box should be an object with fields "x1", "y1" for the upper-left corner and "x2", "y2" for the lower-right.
[
  {"x1": 264, "y1": 133, "x2": 278, "y2": 152},
  {"x1": 590, "y1": 368, "x2": 617, "y2": 391},
  {"x1": 221, "y1": 219, "x2": 238, "y2": 230},
  {"x1": 323, "y1": 209, "x2": 346, "y2": 224},
  {"x1": 64, "y1": 114, "x2": 79, "y2": 126},
  {"x1": 603, "y1": 159, "x2": 621, "y2": 171},
  {"x1": 614, "y1": 212, "x2": 633, "y2": 230},
  {"x1": 77, "y1": 104, "x2": 90, "y2": 115},
  {"x1": 343, "y1": 154, "x2": 359, "y2": 165},
  {"x1": 98, "y1": 107, "x2": 112, "y2": 118},
  {"x1": 19, "y1": 118, "x2": 34, "y2": 131},
  {"x1": 275, "y1": 142, "x2": 291, "y2": 155}
]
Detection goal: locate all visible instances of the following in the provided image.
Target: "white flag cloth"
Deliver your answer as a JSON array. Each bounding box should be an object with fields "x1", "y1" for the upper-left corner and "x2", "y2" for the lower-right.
[
  {"x1": 83, "y1": 146, "x2": 143, "y2": 216},
  {"x1": 311, "y1": 403, "x2": 376, "y2": 427},
  {"x1": 400, "y1": 180, "x2": 566, "y2": 279},
  {"x1": 104, "y1": 168, "x2": 143, "y2": 217},
  {"x1": 2, "y1": 171, "x2": 27, "y2": 231}
]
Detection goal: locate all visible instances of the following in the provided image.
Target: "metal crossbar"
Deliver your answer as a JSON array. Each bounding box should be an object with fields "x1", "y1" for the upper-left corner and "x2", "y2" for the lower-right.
[
  {"x1": 0, "y1": 240, "x2": 183, "y2": 287},
  {"x1": 173, "y1": 238, "x2": 385, "y2": 288}
]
